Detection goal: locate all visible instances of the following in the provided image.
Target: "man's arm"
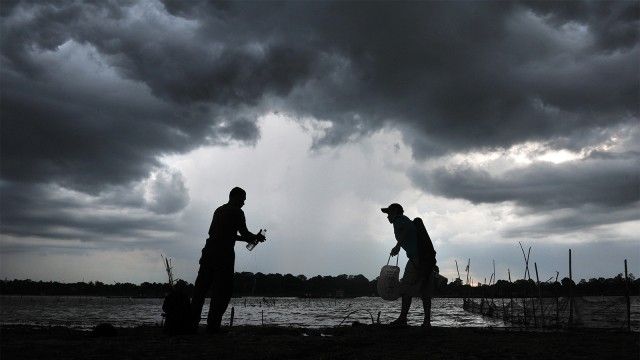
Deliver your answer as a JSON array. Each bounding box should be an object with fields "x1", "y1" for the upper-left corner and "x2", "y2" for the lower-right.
[
  {"x1": 390, "y1": 243, "x2": 401, "y2": 256},
  {"x1": 236, "y1": 212, "x2": 255, "y2": 243},
  {"x1": 390, "y1": 220, "x2": 408, "y2": 255},
  {"x1": 236, "y1": 211, "x2": 264, "y2": 243}
]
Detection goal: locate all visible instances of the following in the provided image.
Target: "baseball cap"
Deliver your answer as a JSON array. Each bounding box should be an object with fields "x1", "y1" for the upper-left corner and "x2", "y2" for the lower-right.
[{"x1": 381, "y1": 203, "x2": 403, "y2": 214}]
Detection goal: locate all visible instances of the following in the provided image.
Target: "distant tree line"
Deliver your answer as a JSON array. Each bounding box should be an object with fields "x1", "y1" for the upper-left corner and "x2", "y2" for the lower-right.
[
  {"x1": 0, "y1": 273, "x2": 375, "y2": 298},
  {"x1": 1, "y1": 272, "x2": 638, "y2": 298},
  {"x1": 444, "y1": 273, "x2": 640, "y2": 298},
  {"x1": 0, "y1": 279, "x2": 173, "y2": 298},
  {"x1": 233, "y1": 272, "x2": 374, "y2": 297}
]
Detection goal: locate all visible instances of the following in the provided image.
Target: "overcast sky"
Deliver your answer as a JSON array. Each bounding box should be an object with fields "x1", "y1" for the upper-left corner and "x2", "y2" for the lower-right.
[{"x1": 1, "y1": 0, "x2": 638, "y2": 285}]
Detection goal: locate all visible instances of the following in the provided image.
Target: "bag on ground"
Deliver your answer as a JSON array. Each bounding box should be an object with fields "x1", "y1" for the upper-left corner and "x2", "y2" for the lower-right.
[{"x1": 162, "y1": 280, "x2": 192, "y2": 334}]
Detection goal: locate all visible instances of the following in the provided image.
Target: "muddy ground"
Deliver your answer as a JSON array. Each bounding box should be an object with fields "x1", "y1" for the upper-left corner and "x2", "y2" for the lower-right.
[{"x1": 1, "y1": 324, "x2": 638, "y2": 360}]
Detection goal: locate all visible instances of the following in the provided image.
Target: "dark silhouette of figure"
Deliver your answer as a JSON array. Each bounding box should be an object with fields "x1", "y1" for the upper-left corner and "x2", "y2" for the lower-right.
[
  {"x1": 162, "y1": 279, "x2": 192, "y2": 335},
  {"x1": 382, "y1": 203, "x2": 437, "y2": 327},
  {"x1": 191, "y1": 187, "x2": 265, "y2": 333}
]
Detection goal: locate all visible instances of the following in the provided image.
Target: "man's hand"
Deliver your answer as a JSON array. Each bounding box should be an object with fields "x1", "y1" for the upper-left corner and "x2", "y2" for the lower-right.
[
  {"x1": 390, "y1": 245, "x2": 400, "y2": 256},
  {"x1": 255, "y1": 230, "x2": 266, "y2": 243}
]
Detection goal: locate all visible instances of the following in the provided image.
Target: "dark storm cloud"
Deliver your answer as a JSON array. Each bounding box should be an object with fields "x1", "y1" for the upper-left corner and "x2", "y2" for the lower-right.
[
  {"x1": 1, "y1": 1, "x2": 638, "y2": 244},
  {"x1": 409, "y1": 150, "x2": 640, "y2": 235},
  {"x1": 0, "y1": 179, "x2": 185, "y2": 246},
  {"x1": 410, "y1": 151, "x2": 639, "y2": 210},
  {"x1": 1, "y1": 0, "x2": 315, "y2": 190},
  {"x1": 158, "y1": 0, "x2": 638, "y2": 156},
  {"x1": 525, "y1": 0, "x2": 639, "y2": 51},
  {"x1": 502, "y1": 206, "x2": 639, "y2": 238}
]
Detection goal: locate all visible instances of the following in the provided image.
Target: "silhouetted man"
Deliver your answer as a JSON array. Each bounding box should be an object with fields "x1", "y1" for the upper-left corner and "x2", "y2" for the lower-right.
[
  {"x1": 382, "y1": 203, "x2": 437, "y2": 328},
  {"x1": 191, "y1": 187, "x2": 265, "y2": 333}
]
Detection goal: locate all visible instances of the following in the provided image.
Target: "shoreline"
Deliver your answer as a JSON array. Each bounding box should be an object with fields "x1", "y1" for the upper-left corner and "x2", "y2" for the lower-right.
[
  {"x1": 3, "y1": 294, "x2": 638, "y2": 299},
  {"x1": 2, "y1": 324, "x2": 638, "y2": 360}
]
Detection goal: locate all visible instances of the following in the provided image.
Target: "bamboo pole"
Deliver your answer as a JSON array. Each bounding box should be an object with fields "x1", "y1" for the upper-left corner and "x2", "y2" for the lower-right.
[
  {"x1": 519, "y1": 242, "x2": 531, "y2": 280},
  {"x1": 492, "y1": 260, "x2": 496, "y2": 315},
  {"x1": 508, "y1": 268, "x2": 513, "y2": 323},
  {"x1": 230, "y1": 306, "x2": 235, "y2": 327},
  {"x1": 480, "y1": 279, "x2": 485, "y2": 314},
  {"x1": 624, "y1": 259, "x2": 630, "y2": 332},
  {"x1": 569, "y1": 249, "x2": 573, "y2": 328},
  {"x1": 521, "y1": 244, "x2": 533, "y2": 326},
  {"x1": 466, "y1": 259, "x2": 471, "y2": 300},
  {"x1": 535, "y1": 262, "x2": 544, "y2": 327},
  {"x1": 555, "y1": 295, "x2": 560, "y2": 327},
  {"x1": 522, "y1": 292, "x2": 528, "y2": 326},
  {"x1": 518, "y1": 244, "x2": 531, "y2": 327},
  {"x1": 466, "y1": 259, "x2": 471, "y2": 285},
  {"x1": 555, "y1": 270, "x2": 560, "y2": 327},
  {"x1": 492, "y1": 260, "x2": 496, "y2": 286},
  {"x1": 531, "y1": 295, "x2": 537, "y2": 327}
]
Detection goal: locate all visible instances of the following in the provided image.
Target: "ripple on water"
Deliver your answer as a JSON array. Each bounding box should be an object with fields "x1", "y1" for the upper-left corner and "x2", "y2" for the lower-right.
[{"x1": 3, "y1": 296, "x2": 636, "y2": 330}]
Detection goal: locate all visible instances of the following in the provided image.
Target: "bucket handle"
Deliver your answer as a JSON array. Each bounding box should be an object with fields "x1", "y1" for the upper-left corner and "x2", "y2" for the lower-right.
[{"x1": 386, "y1": 253, "x2": 399, "y2": 266}]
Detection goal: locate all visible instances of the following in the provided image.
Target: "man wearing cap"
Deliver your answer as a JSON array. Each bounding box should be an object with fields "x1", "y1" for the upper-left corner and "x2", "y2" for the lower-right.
[
  {"x1": 191, "y1": 187, "x2": 265, "y2": 333},
  {"x1": 381, "y1": 203, "x2": 436, "y2": 328}
]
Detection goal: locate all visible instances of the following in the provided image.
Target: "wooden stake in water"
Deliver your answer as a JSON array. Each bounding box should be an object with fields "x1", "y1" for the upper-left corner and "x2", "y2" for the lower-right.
[
  {"x1": 508, "y1": 268, "x2": 513, "y2": 322},
  {"x1": 491, "y1": 260, "x2": 496, "y2": 312},
  {"x1": 519, "y1": 242, "x2": 531, "y2": 280},
  {"x1": 554, "y1": 270, "x2": 560, "y2": 327},
  {"x1": 531, "y1": 296, "x2": 537, "y2": 328},
  {"x1": 569, "y1": 249, "x2": 573, "y2": 328},
  {"x1": 230, "y1": 306, "x2": 234, "y2": 327},
  {"x1": 161, "y1": 255, "x2": 174, "y2": 287},
  {"x1": 625, "y1": 259, "x2": 630, "y2": 332},
  {"x1": 535, "y1": 262, "x2": 544, "y2": 327},
  {"x1": 491, "y1": 260, "x2": 496, "y2": 286},
  {"x1": 261, "y1": 309, "x2": 264, "y2": 326},
  {"x1": 466, "y1": 259, "x2": 471, "y2": 285},
  {"x1": 466, "y1": 259, "x2": 471, "y2": 300}
]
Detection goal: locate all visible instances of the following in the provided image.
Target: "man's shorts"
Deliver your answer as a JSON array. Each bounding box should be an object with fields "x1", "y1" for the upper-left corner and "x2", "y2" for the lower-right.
[{"x1": 398, "y1": 258, "x2": 435, "y2": 297}]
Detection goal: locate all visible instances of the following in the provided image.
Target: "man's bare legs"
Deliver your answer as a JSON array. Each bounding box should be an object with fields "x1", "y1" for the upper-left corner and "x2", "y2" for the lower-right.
[
  {"x1": 421, "y1": 270, "x2": 433, "y2": 327},
  {"x1": 392, "y1": 294, "x2": 430, "y2": 326},
  {"x1": 390, "y1": 295, "x2": 412, "y2": 326},
  {"x1": 422, "y1": 295, "x2": 432, "y2": 327}
]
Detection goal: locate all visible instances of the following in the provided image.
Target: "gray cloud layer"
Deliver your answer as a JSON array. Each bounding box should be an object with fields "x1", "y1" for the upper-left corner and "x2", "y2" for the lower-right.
[
  {"x1": 410, "y1": 152, "x2": 639, "y2": 210},
  {"x1": 1, "y1": 1, "x2": 638, "y2": 246},
  {"x1": 410, "y1": 149, "x2": 640, "y2": 235}
]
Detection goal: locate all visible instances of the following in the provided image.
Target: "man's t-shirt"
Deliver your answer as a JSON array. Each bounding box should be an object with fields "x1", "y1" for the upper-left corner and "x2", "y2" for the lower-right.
[
  {"x1": 392, "y1": 214, "x2": 418, "y2": 261},
  {"x1": 206, "y1": 203, "x2": 247, "y2": 251}
]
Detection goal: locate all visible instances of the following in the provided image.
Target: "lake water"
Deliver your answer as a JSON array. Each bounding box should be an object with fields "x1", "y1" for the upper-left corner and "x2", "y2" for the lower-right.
[
  {"x1": 3, "y1": 296, "x2": 636, "y2": 330},
  {"x1": 0, "y1": 296, "x2": 503, "y2": 330}
]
